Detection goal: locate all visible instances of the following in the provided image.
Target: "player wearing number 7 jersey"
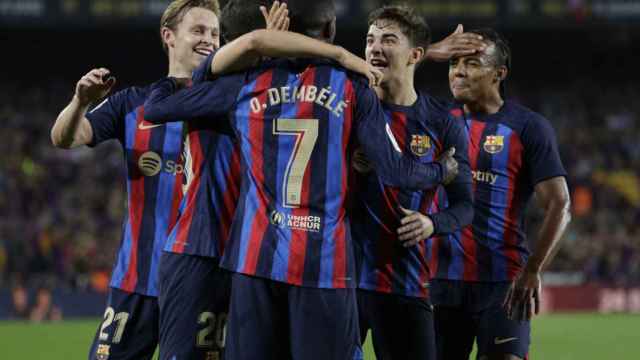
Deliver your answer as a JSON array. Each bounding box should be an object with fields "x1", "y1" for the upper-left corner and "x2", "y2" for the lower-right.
[{"x1": 143, "y1": 1, "x2": 457, "y2": 358}]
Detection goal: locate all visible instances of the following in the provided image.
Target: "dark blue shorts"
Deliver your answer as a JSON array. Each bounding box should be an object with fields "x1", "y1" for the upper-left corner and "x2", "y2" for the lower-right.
[
  {"x1": 88, "y1": 288, "x2": 159, "y2": 360},
  {"x1": 358, "y1": 289, "x2": 436, "y2": 360},
  {"x1": 226, "y1": 273, "x2": 363, "y2": 360},
  {"x1": 157, "y1": 252, "x2": 231, "y2": 360},
  {"x1": 430, "y1": 279, "x2": 530, "y2": 360}
]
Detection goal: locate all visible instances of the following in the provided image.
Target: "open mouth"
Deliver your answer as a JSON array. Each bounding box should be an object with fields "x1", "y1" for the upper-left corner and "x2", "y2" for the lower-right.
[
  {"x1": 194, "y1": 48, "x2": 212, "y2": 57},
  {"x1": 369, "y1": 58, "x2": 389, "y2": 70}
]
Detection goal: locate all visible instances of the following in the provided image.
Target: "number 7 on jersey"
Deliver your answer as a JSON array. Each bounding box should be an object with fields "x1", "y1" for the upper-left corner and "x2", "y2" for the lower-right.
[{"x1": 272, "y1": 118, "x2": 319, "y2": 208}]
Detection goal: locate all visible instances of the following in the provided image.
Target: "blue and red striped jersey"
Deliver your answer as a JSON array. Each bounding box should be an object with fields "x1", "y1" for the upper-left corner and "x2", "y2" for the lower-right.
[
  {"x1": 86, "y1": 83, "x2": 184, "y2": 296},
  {"x1": 144, "y1": 57, "x2": 449, "y2": 289},
  {"x1": 161, "y1": 56, "x2": 242, "y2": 258},
  {"x1": 163, "y1": 122, "x2": 241, "y2": 258},
  {"x1": 352, "y1": 94, "x2": 473, "y2": 298},
  {"x1": 428, "y1": 101, "x2": 567, "y2": 282}
]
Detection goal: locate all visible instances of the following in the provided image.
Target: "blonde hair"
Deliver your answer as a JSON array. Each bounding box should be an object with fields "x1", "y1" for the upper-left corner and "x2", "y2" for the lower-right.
[{"x1": 160, "y1": 0, "x2": 221, "y2": 53}]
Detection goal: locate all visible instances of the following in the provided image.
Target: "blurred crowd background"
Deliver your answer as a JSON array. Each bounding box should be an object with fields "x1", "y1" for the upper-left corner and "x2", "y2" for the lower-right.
[{"x1": 1, "y1": 0, "x2": 639, "y2": 319}]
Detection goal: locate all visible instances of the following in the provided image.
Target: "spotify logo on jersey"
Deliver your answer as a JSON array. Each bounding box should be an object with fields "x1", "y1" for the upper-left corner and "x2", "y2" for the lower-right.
[
  {"x1": 137, "y1": 151, "x2": 184, "y2": 177},
  {"x1": 138, "y1": 151, "x2": 163, "y2": 176}
]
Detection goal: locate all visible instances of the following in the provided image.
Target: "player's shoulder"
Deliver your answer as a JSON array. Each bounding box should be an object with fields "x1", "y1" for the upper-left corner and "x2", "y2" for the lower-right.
[
  {"x1": 417, "y1": 92, "x2": 453, "y2": 117},
  {"x1": 502, "y1": 100, "x2": 555, "y2": 136}
]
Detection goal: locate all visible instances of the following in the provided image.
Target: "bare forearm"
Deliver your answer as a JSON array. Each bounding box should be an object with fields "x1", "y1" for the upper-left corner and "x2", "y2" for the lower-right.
[
  {"x1": 212, "y1": 29, "x2": 345, "y2": 76},
  {"x1": 51, "y1": 96, "x2": 92, "y2": 148},
  {"x1": 526, "y1": 199, "x2": 571, "y2": 272}
]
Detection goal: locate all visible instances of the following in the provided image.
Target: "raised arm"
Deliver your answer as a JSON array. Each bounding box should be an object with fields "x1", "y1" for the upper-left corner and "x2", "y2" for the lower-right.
[
  {"x1": 51, "y1": 68, "x2": 115, "y2": 148},
  {"x1": 210, "y1": 3, "x2": 380, "y2": 86}
]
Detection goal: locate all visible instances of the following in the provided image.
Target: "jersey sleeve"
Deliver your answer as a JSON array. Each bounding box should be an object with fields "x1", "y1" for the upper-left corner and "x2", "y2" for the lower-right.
[
  {"x1": 352, "y1": 79, "x2": 445, "y2": 190},
  {"x1": 522, "y1": 114, "x2": 567, "y2": 186},
  {"x1": 143, "y1": 75, "x2": 243, "y2": 134},
  {"x1": 85, "y1": 89, "x2": 128, "y2": 146},
  {"x1": 192, "y1": 51, "x2": 218, "y2": 83},
  {"x1": 428, "y1": 115, "x2": 474, "y2": 235}
]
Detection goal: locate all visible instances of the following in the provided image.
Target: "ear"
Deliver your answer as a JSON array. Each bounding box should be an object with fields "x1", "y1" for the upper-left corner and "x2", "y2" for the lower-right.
[
  {"x1": 495, "y1": 65, "x2": 508, "y2": 82},
  {"x1": 409, "y1": 46, "x2": 425, "y2": 65},
  {"x1": 161, "y1": 26, "x2": 175, "y2": 51}
]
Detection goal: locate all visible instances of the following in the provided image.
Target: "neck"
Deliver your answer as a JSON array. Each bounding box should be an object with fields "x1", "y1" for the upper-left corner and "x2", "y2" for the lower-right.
[
  {"x1": 377, "y1": 71, "x2": 417, "y2": 106},
  {"x1": 463, "y1": 90, "x2": 504, "y2": 115},
  {"x1": 168, "y1": 57, "x2": 192, "y2": 78}
]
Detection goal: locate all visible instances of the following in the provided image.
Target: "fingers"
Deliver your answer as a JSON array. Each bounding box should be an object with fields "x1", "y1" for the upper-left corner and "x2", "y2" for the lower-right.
[
  {"x1": 260, "y1": 6, "x2": 269, "y2": 23},
  {"x1": 283, "y1": 17, "x2": 290, "y2": 31},
  {"x1": 371, "y1": 68, "x2": 383, "y2": 87},
  {"x1": 273, "y1": 3, "x2": 288, "y2": 30},
  {"x1": 398, "y1": 206, "x2": 413, "y2": 217},
  {"x1": 104, "y1": 76, "x2": 117, "y2": 90},
  {"x1": 446, "y1": 147, "x2": 456, "y2": 157},
  {"x1": 454, "y1": 24, "x2": 463, "y2": 35},
  {"x1": 397, "y1": 221, "x2": 421, "y2": 236},
  {"x1": 271, "y1": 2, "x2": 287, "y2": 28}
]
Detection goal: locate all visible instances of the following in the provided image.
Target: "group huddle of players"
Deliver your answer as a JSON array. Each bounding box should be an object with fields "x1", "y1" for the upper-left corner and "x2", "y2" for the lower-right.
[{"x1": 50, "y1": 1, "x2": 572, "y2": 359}]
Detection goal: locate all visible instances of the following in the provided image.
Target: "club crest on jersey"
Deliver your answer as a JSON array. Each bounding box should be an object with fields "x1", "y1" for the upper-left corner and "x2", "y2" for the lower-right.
[
  {"x1": 483, "y1": 135, "x2": 504, "y2": 154},
  {"x1": 410, "y1": 134, "x2": 431, "y2": 156},
  {"x1": 96, "y1": 344, "x2": 110, "y2": 360}
]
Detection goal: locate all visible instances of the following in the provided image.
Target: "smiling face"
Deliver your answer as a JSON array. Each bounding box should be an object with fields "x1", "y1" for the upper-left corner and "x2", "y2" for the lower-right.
[
  {"x1": 162, "y1": 6, "x2": 219, "y2": 73},
  {"x1": 449, "y1": 42, "x2": 506, "y2": 104},
  {"x1": 365, "y1": 20, "x2": 422, "y2": 85}
]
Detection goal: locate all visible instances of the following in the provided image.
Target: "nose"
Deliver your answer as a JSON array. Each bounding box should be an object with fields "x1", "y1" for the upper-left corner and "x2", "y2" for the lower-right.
[
  {"x1": 367, "y1": 39, "x2": 382, "y2": 57},
  {"x1": 452, "y1": 61, "x2": 466, "y2": 77}
]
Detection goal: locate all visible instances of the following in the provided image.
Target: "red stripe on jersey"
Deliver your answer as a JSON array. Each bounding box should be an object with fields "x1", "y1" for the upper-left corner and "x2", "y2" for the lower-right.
[
  {"x1": 450, "y1": 108, "x2": 463, "y2": 118},
  {"x1": 286, "y1": 67, "x2": 316, "y2": 286},
  {"x1": 121, "y1": 107, "x2": 150, "y2": 291},
  {"x1": 427, "y1": 192, "x2": 441, "y2": 277},
  {"x1": 389, "y1": 111, "x2": 408, "y2": 148},
  {"x1": 462, "y1": 120, "x2": 486, "y2": 281},
  {"x1": 219, "y1": 144, "x2": 241, "y2": 255},
  {"x1": 372, "y1": 111, "x2": 409, "y2": 292},
  {"x1": 242, "y1": 70, "x2": 274, "y2": 275},
  {"x1": 503, "y1": 131, "x2": 524, "y2": 279},
  {"x1": 332, "y1": 79, "x2": 355, "y2": 288},
  {"x1": 375, "y1": 187, "x2": 400, "y2": 293},
  {"x1": 172, "y1": 130, "x2": 204, "y2": 253}
]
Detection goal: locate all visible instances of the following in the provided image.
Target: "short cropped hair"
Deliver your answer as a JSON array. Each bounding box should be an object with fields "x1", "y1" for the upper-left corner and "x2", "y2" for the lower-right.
[
  {"x1": 368, "y1": 4, "x2": 431, "y2": 49},
  {"x1": 222, "y1": 0, "x2": 336, "y2": 42},
  {"x1": 467, "y1": 28, "x2": 511, "y2": 95},
  {"x1": 160, "y1": 0, "x2": 221, "y2": 53}
]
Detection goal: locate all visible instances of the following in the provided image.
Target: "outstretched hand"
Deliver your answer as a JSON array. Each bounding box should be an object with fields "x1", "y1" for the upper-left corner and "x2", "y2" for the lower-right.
[{"x1": 261, "y1": 1, "x2": 290, "y2": 31}]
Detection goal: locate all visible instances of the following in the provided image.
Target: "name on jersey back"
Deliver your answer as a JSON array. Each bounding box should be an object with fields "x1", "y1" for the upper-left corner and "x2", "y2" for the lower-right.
[{"x1": 250, "y1": 85, "x2": 349, "y2": 117}]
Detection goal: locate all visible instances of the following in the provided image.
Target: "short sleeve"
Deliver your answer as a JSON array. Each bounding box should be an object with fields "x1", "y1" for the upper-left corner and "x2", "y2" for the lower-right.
[
  {"x1": 522, "y1": 115, "x2": 567, "y2": 185},
  {"x1": 443, "y1": 115, "x2": 472, "y2": 186},
  {"x1": 85, "y1": 88, "x2": 129, "y2": 146},
  {"x1": 192, "y1": 51, "x2": 218, "y2": 84}
]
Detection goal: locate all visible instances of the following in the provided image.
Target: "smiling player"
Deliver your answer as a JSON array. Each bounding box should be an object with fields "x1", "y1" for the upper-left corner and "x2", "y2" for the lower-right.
[
  {"x1": 429, "y1": 29, "x2": 572, "y2": 360},
  {"x1": 50, "y1": 1, "x2": 221, "y2": 359}
]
